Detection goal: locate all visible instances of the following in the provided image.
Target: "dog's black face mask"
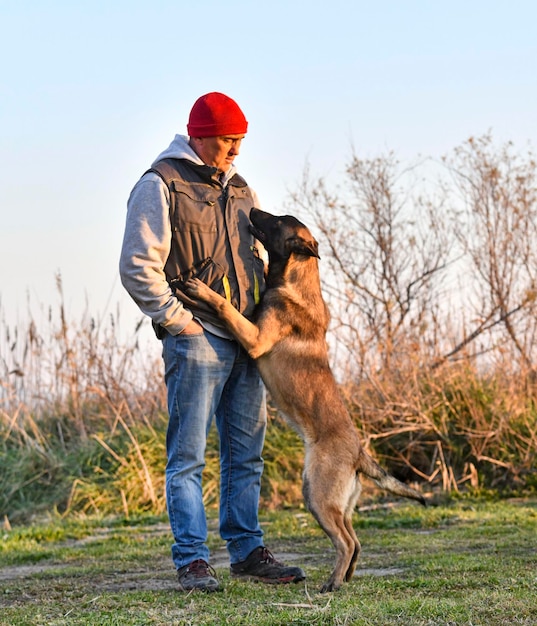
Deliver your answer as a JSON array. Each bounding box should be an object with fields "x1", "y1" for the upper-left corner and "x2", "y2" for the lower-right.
[{"x1": 249, "y1": 207, "x2": 320, "y2": 260}]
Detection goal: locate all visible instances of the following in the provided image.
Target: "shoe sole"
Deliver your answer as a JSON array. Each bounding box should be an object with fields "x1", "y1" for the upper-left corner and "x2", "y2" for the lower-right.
[
  {"x1": 230, "y1": 573, "x2": 305, "y2": 584},
  {"x1": 178, "y1": 583, "x2": 221, "y2": 592}
]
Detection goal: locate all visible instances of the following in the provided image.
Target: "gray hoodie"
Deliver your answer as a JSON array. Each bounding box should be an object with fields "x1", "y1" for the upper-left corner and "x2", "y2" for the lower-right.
[{"x1": 119, "y1": 134, "x2": 261, "y2": 337}]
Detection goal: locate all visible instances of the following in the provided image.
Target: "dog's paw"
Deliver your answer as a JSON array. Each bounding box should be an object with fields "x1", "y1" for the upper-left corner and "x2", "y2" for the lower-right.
[
  {"x1": 320, "y1": 580, "x2": 340, "y2": 593},
  {"x1": 183, "y1": 277, "x2": 202, "y2": 294}
]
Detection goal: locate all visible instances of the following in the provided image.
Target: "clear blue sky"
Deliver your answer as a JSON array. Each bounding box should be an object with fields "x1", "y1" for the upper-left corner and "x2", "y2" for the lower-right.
[{"x1": 1, "y1": 0, "x2": 536, "y2": 338}]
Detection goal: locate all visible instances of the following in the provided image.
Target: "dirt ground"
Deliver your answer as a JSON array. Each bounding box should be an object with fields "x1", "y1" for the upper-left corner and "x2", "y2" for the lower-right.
[{"x1": 0, "y1": 521, "x2": 404, "y2": 594}]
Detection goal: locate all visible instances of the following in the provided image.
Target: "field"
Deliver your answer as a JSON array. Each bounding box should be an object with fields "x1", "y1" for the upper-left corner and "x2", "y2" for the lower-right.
[
  {"x1": 2, "y1": 136, "x2": 537, "y2": 625},
  {"x1": 1, "y1": 498, "x2": 536, "y2": 625}
]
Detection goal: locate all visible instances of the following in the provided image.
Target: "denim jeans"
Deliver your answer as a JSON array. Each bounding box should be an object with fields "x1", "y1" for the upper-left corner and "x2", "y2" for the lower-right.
[{"x1": 162, "y1": 329, "x2": 267, "y2": 570}]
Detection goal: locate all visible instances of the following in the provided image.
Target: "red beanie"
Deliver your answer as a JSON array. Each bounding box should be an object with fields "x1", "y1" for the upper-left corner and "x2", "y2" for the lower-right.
[{"x1": 187, "y1": 92, "x2": 248, "y2": 137}]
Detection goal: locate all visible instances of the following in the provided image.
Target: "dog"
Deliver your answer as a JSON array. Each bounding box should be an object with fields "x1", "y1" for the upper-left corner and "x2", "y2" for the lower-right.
[{"x1": 181, "y1": 207, "x2": 425, "y2": 593}]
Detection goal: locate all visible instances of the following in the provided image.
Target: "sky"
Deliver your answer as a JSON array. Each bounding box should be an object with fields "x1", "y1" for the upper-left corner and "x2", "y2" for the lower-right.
[{"x1": 1, "y1": 0, "x2": 536, "y2": 345}]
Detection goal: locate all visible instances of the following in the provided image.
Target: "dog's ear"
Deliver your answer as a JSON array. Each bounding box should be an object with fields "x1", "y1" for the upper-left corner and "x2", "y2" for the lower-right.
[{"x1": 288, "y1": 236, "x2": 320, "y2": 259}]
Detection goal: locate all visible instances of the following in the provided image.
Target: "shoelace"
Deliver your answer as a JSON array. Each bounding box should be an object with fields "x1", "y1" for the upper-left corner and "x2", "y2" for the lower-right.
[
  {"x1": 187, "y1": 559, "x2": 217, "y2": 578},
  {"x1": 259, "y1": 547, "x2": 283, "y2": 566}
]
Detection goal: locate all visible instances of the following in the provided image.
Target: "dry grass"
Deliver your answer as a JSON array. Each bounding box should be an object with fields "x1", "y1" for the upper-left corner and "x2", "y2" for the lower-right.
[
  {"x1": 0, "y1": 275, "x2": 536, "y2": 526},
  {"x1": 342, "y1": 359, "x2": 537, "y2": 494}
]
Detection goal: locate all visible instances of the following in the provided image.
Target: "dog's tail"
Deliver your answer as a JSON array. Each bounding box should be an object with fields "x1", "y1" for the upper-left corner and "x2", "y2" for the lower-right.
[{"x1": 358, "y1": 452, "x2": 426, "y2": 506}]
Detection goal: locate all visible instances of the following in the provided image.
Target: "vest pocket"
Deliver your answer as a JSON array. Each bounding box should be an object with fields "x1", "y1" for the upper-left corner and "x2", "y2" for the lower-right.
[
  {"x1": 170, "y1": 257, "x2": 230, "y2": 302},
  {"x1": 171, "y1": 182, "x2": 219, "y2": 233}
]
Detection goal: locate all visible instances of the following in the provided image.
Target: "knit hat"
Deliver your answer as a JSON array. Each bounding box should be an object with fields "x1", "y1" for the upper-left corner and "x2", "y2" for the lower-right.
[{"x1": 187, "y1": 92, "x2": 248, "y2": 137}]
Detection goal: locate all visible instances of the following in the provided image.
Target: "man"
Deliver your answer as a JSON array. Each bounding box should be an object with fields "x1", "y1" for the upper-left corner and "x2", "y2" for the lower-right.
[{"x1": 119, "y1": 92, "x2": 305, "y2": 592}]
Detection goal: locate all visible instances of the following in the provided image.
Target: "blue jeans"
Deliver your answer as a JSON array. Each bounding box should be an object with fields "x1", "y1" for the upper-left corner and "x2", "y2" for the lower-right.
[{"x1": 162, "y1": 329, "x2": 267, "y2": 570}]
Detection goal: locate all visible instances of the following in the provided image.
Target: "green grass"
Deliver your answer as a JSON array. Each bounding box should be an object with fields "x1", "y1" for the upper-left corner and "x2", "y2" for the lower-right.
[{"x1": 1, "y1": 498, "x2": 536, "y2": 625}]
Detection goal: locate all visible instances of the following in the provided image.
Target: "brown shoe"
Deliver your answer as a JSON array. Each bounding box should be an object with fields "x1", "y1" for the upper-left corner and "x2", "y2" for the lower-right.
[
  {"x1": 230, "y1": 547, "x2": 306, "y2": 584},
  {"x1": 177, "y1": 559, "x2": 220, "y2": 592}
]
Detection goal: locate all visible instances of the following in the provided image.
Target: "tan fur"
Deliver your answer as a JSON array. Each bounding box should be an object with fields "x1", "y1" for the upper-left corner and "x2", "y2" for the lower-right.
[{"x1": 181, "y1": 208, "x2": 425, "y2": 592}]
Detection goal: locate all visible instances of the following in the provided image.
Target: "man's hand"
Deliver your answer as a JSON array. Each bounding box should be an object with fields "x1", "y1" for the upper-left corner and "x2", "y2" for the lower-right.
[{"x1": 181, "y1": 319, "x2": 203, "y2": 334}]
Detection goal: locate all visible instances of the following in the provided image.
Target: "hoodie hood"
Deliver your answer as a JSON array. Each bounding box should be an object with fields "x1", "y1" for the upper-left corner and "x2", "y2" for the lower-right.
[{"x1": 151, "y1": 134, "x2": 238, "y2": 185}]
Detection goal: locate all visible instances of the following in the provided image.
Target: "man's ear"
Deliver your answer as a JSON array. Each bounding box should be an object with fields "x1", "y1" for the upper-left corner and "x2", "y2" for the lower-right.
[{"x1": 287, "y1": 236, "x2": 320, "y2": 259}]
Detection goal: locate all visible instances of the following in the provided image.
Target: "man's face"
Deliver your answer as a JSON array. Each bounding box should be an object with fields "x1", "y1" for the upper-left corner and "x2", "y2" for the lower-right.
[{"x1": 190, "y1": 135, "x2": 245, "y2": 173}]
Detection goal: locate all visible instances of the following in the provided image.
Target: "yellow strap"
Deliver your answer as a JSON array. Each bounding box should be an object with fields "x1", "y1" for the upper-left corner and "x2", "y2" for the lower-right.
[
  {"x1": 222, "y1": 275, "x2": 231, "y2": 301},
  {"x1": 253, "y1": 271, "x2": 260, "y2": 305}
]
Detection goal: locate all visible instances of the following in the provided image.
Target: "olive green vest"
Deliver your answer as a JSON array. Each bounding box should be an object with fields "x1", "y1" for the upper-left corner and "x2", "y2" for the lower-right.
[{"x1": 148, "y1": 158, "x2": 265, "y2": 329}]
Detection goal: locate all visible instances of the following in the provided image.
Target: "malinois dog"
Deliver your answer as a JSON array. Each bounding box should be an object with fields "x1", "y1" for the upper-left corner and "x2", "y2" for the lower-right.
[{"x1": 181, "y1": 208, "x2": 425, "y2": 593}]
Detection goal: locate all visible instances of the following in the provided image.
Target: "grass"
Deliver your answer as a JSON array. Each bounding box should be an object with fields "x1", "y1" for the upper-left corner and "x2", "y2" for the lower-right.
[
  {"x1": 1, "y1": 497, "x2": 536, "y2": 625},
  {"x1": 1, "y1": 279, "x2": 536, "y2": 624}
]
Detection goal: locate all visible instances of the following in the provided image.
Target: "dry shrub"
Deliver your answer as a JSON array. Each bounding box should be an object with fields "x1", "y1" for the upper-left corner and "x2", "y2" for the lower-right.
[
  {"x1": 287, "y1": 133, "x2": 537, "y2": 496},
  {"x1": 342, "y1": 355, "x2": 537, "y2": 493}
]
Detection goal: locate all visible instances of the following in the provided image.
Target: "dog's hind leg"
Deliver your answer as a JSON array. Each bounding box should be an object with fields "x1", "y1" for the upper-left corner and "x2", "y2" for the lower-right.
[
  {"x1": 343, "y1": 475, "x2": 362, "y2": 582},
  {"x1": 303, "y1": 466, "x2": 359, "y2": 592}
]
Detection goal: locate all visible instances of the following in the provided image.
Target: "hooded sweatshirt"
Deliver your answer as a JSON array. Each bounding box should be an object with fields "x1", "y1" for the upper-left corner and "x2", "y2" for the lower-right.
[{"x1": 119, "y1": 134, "x2": 263, "y2": 338}]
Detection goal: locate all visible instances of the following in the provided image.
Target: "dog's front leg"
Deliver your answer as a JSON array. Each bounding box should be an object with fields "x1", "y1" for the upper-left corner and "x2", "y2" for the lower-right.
[{"x1": 181, "y1": 278, "x2": 263, "y2": 356}]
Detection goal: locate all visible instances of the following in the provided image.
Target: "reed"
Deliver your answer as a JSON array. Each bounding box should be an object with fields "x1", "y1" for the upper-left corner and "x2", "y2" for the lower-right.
[{"x1": 1, "y1": 276, "x2": 535, "y2": 525}]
